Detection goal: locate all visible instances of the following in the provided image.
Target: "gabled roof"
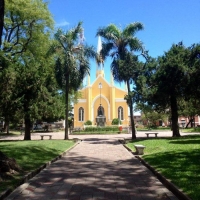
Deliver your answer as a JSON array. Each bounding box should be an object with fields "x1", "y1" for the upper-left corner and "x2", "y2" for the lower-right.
[{"x1": 83, "y1": 74, "x2": 127, "y2": 93}]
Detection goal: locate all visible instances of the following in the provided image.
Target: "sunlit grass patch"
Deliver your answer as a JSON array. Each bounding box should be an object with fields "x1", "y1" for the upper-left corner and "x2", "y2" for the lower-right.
[
  {"x1": 0, "y1": 140, "x2": 75, "y2": 193},
  {"x1": 126, "y1": 135, "x2": 200, "y2": 200}
]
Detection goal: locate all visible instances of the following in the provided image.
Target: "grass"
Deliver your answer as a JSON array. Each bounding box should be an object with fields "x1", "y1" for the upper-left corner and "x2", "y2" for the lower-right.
[
  {"x1": 0, "y1": 140, "x2": 75, "y2": 193},
  {"x1": 182, "y1": 127, "x2": 200, "y2": 133},
  {"x1": 137, "y1": 127, "x2": 171, "y2": 131},
  {"x1": 126, "y1": 135, "x2": 200, "y2": 200}
]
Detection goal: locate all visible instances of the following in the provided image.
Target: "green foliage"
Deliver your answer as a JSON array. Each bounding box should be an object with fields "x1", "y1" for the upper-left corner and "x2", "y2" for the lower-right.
[
  {"x1": 49, "y1": 22, "x2": 96, "y2": 139},
  {"x1": 111, "y1": 118, "x2": 122, "y2": 125},
  {"x1": 3, "y1": 0, "x2": 54, "y2": 57},
  {"x1": 0, "y1": 140, "x2": 75, "y2": 193},
  {"x1": 136, "y1": 44, "x2": 191, "y2": 137},
  {"x1": 97, "y1": 22, "x2": 146, "y2": 139},
  {"x1": 137, "y1": 104, "x2": 168, "y2": 128},
  {"x1": 84, "y1": 120, "x2": 92, "y2": 125},
  {"x1": 84, "y1": 126, "x2": 119, "y2": 132},
  {"x1": 0, "y1": 0, "x2": 62, "y2": 138},
  {"x1": 126, "y1": 135, "x2": 200, "y2": 200}
]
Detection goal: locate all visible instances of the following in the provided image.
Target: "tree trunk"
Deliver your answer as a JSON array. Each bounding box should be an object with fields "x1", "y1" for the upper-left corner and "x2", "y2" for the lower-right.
[
  {"x1": 127, "y1": 81, "x2": 136, "y2": 139},
  {"x1": 3, "y1": 115, "x2": 9, "y2": 134},
  {"x1": 191, "y1": 117, "x2": 195, "y2": 128},
  {"x1": 64, "y1": 73, "x2": 69, "y2": 140},
  {"x1": 185, "y1": 118, "x2": 194, "y2": 128},
  {"x1": 0, "y1": 0, "x2": 4, "y2": 47},
  {"x1": 24, "y1": 115, "x2": 31, "y2": 140},
  {"x1": 24, "y1": 103, "x2": 31, "y2": 140},
  {"x1": 170, "y1": 95, "x2": 180, "y2": 137}
]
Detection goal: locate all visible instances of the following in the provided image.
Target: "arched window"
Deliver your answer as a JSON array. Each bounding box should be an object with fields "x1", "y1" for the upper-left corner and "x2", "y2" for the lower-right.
[
  {"x1": 118, "y1": 106, "x2": 124, "y2": 120},
  {"x1": 79, "y1": 107, "x2": 84, "y2": 121}
]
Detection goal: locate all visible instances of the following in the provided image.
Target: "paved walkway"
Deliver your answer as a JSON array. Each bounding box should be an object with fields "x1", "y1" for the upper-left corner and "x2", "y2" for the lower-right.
[{"x1": 5, "y1": 134, "x2": 179, "y2": 200}]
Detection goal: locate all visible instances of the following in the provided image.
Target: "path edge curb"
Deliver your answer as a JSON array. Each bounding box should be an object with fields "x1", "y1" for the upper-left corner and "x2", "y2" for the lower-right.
[
  {"x1": 0, "y1": 139, "x2": 81, "y2": 200},
  {"x1": 121, "y1": 140, "x2": 192, "y2": 200}
]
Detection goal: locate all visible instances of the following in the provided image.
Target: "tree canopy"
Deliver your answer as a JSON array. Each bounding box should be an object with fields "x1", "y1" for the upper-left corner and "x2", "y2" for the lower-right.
[
  {"x1": 0, "y1": 0, "x2": 64, "y2": 140},
  {"x1": 97, "y1": 22, "x2": 146, "y2": 139},
  {"x1": 50, "y1": 22, "x2": 96, "y2": 139}
]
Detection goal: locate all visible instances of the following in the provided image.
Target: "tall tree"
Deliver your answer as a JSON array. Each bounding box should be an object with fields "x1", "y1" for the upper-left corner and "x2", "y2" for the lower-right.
[
  {"x1": 96, "y1": 22, "x2": 144, "y2": 139},
  {"x1": 139, "y1": 44, "x2": 189, "y2": 137},
  {"x1": 16, "y1": 53, "x2": 62, "y2": 140},
  {"x1": 181, "y1": 43, "x2": 200, "y2": 127},
  {"x1": 49, "y1": 22, "x2": 96, "y2": 139},
  {"x1": 186, "y1": 44, "x2": 200, "y2": 101},
  {"x1": 0, "y1": 0, "x2": 55, "y2": 139}
]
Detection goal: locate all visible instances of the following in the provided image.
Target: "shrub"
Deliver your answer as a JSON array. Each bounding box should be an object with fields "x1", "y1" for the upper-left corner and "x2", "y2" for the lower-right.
[
  {"x1": 111, "y1": 118, "x2": 122, "y2": 125},
  {"x1": 84, "y1": 126, "x2": 119, "y2": 132},
  {"x1": 84, "y1": 120, "x2": 92, "y2": 125}
]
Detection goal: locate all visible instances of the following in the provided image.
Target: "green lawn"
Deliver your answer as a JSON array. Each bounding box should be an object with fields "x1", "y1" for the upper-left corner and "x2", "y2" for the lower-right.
[
  {"x1": 126, "y1": 135, "x2": 200, "y2": 200},
  {"x1": 0, "y1": 140, "x2": 75, "y2": 193},
  {"x1": 182, "y1": 127, "x2": 200, "y2": 133},
  {"x1": 137, "y1": 127, "x2": 171, "y2": 131}
]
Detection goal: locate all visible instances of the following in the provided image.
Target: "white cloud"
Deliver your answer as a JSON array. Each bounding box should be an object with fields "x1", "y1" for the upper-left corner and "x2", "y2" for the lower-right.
[{"x1": 55, "y1": 20, "x2": 69, "y2": 27}]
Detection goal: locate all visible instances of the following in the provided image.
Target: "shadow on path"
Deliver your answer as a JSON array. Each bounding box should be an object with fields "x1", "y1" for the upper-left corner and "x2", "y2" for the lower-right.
[{"x1": 6, "y1": 138, "x2": 178, "y2": 200}]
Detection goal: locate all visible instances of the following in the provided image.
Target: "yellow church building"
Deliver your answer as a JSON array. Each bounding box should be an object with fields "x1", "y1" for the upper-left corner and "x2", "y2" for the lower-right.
[{"x1": 73, "y1": 37, "x2": 129, "y2": 128}]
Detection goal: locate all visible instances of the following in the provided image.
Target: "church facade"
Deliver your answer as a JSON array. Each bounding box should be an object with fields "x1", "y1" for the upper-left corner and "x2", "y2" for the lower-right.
[{"x1": 73, "y1": 37, "x2": 129, "y2": 128}]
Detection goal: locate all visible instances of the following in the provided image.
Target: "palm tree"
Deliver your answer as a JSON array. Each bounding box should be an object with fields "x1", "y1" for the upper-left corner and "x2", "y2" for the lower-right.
[
  {"x1": 97, "y1": 22, "x2": 144, "y2": 139},
  {"x1": 50, "y1": 22, "x2": 96, "y2": 139}
]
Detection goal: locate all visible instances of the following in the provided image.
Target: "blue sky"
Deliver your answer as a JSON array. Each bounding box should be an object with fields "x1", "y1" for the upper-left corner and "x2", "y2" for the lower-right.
[{"x1": 48, "y1": 0, "x2": 200, "y2": 86}]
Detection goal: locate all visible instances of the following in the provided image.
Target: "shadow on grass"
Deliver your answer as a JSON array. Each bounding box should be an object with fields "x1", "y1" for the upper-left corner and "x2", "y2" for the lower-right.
[
  {"x1": 0, "y1": 132, "x2": 19, "y2": 136},
  {"x1": 1, "y1": 141, "x2": 72, "y2": 171},
  {"x1": 142, "y1": 147, "x2": 200, "y2": 200},
  {"x1": 126, "y1": 135, "x2": 200, "y2": 199},
  {"x1": 0, "y1": 140, "x2": 74, "y2": 193},
  {"x1": 2, "y1": 138, "x2": 178, "y2": 200},
  {"x1": 143, "y1": 149, "x2": 200, "y2": 197}
]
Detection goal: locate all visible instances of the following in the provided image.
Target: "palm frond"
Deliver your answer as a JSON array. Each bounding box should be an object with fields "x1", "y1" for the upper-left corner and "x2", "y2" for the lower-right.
[
  {"x1": 101, "y1": 42, "x2": 114, "y2": 59},
  {"x1": 129, "y1": 37, "x2": 143, "y2": 52},
  {"x1": 123, "y1": 22, "x2": 144, "y2": 37},
  {"x1": 70, "y1": 21, "x2": 83, "y2": 42},
  {"x1": 97, "y1": 24, "x2": 121, "y2": 41},
  {"x1": 83, "y1": 44, "x2": 96, "y2": 59}
]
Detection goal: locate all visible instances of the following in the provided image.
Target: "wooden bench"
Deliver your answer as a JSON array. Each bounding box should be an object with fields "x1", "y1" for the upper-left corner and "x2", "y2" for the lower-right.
[
  {"x1": 145, "y1": 133, "x2": 158, "y2": 137},
  {"x1": 40, "y1": 135, "x2": 52, "y2": 140},
  {"x1": 134, "y1": 144, "x2": 146, "y2": 155}
]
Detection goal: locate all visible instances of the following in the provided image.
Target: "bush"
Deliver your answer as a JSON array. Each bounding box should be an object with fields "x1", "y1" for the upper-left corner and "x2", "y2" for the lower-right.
[
  {"x1": 84, "y1": 126, "x2": 119, "y2": 132},
  {"x1": 111, "y1": 118, "x2": 122, "y2": 125},
  {"x1": 84, "y1": 120, "x2": 92, "y2": 125}
]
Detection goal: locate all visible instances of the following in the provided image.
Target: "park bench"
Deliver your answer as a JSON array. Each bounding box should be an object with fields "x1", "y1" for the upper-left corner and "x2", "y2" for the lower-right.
[
  {"x1": 40, "y1": 135, "x2": 52, "y2": 140},
  {"x1": 134, "y1": 144, "x2": 146, "y2": 155},
  {"x1": 145, "y1": 132, "x2": 158, "y2": 137}
]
